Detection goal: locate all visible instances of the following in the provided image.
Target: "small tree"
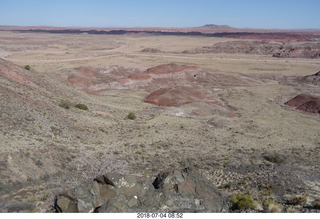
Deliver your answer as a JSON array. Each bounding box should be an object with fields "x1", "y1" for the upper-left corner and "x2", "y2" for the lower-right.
[
  {"x1": 24, "y1": 65, "x2": 31, "y2": 70},
  {"x1": 75, "y1": 103, "x2": 89, "y2": 110},
  {"x1": 127, "y1": 112, "x2": 136, "y2": 120},
  {"x1": 230, "y1": 193, "x2": 257, "y2": 210}
]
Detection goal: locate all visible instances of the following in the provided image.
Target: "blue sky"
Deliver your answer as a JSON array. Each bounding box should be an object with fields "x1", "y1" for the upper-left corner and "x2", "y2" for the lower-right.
[{"x1": 1, "y1": 0, "x2": 320, "y2": 29}]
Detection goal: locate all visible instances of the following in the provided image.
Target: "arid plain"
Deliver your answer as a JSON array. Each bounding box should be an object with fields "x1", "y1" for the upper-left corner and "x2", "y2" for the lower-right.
[{"x1": 0, "y1": 27, "x2": 319, "y2": 212}]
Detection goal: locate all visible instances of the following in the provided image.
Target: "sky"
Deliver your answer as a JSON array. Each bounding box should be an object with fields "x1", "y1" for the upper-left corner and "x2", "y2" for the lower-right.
[{"x1": 1, "y1": 0, "x2": 320, "y2": 29}]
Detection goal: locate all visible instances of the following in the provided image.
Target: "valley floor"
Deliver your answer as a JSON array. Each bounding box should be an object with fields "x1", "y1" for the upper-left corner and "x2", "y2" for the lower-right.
[{"x1": 0, "y1": 30, "x2": 319, "y2": 212}]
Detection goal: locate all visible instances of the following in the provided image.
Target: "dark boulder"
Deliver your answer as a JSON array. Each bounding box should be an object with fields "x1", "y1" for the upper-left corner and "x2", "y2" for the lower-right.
[{"x1": 52, "y1": 168, "x2": 227, "y2": 213}]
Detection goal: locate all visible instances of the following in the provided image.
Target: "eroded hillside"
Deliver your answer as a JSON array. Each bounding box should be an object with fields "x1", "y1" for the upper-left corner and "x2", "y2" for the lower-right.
[{"x1": 0, "y1": 29, "x2": 319, "y2": 212}]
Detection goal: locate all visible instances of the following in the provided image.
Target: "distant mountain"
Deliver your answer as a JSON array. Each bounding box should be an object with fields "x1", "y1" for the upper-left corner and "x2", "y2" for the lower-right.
[{"x1": 201, "y1": 24, "x2": 234, "y2": 29}]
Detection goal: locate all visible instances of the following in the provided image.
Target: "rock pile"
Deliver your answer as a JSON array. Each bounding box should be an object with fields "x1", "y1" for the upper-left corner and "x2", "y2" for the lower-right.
[{"x1": 52, "y1": 168, "x2": 227, "y2": 213}]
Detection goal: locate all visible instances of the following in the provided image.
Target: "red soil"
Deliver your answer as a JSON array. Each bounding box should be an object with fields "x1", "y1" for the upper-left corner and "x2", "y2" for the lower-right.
[
  {"x1": 0, "y1": 58, "x2": 40, "y2": 90},
  {"x1": 285, "y1": 94, "x2": 320, "y2": 114},
  {"x1": 144, "y1": 86, "x2": 206, "y2": 107},
  {"x1": 65, "y1": 63, "x2": 244, "y2": 118},
  {"x1": 146, "y1": 63, "x2": 199, "y2": 76},
  {"x1": 75, "y1": 66, "x2": 98, "y2": 77},
  {"x1": 128, "y1": 73, "x2": 151, "y2": 81},
  {"x1": 67, "y1": 74, "x2": 94, "y2": 87}
]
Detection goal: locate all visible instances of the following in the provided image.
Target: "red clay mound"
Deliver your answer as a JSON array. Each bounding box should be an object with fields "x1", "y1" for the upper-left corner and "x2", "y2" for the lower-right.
[
  {"x1": 0, "y1": 58, "x2": 40, "y2": 90},
  {"x1": 144, "y1": 86, "x2": 206, "y2": 106},
  {"x1": 75, "y1": 66, "x2": 98, "y2": 77},
  {"x1": 128, "y1": 73, "x2": 151, "y2": 81},
  {"x1": 297, "y1": 100, "x2": 320, "y2": 114},
  {"x1": 146, "y1": 63, "x2": 199, "y2": 77},
  {"x1": 67, "y1": 66, "x2": 99, "y2": 88},
  {"x1": 285, "y1": 94, "x2": 320, "y2": 114},
  {"x1": 67, "y1": 74, "x2": 94, "y2": 87}
]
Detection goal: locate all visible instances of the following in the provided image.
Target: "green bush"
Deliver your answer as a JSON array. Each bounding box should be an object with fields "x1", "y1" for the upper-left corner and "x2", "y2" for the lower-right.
[
  {"x1": 58, "y1": 99, "x2": 72, "y2": 109},
  {"x1": 75, "y1": 103, "x2": 89, "y2": 110},
  {"x1": 127, "y1": 112, "x2": 136, "y2": 120},
  {"x1": 263, "y1": 153, "x2": 286, "y2": 164},
  {"x1": 230, "y1": 193, "x2": 257, "y2": 210},
  {"x1": 290, "y1": 196, "x2": 307, "y2": 205},
  {"x1": 24, "y1": 65, "x2": 31, "y2": 70}
]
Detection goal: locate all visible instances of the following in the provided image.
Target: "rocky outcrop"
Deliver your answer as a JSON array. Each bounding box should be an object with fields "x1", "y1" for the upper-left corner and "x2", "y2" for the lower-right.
[
  {"x1": 273, "y1": 44, "x2": 320, "y2": 59},
  {"x1": 52, "y1": 168, "x2": 227, "y2": 213},
  {"x1": 299, "y1": 71, "x2": 320, "y2": 86},
  {"x1": 183, "y1": 41, "x2": 320, "y2": 59}
]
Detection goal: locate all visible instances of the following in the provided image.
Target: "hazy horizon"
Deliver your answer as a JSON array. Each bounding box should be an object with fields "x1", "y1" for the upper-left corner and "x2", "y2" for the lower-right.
[{"x1": 1, "y1": 0, "x2": 320, "y2": 30}]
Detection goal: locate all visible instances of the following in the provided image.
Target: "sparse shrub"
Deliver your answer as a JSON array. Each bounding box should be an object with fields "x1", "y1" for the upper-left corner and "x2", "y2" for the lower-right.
[
  {"x1": 230, "y1": 192, "x2": 257, "y2": 210},
  {"x1": 24, "y1": 65, "x2": 31, "y2": 70},
  {"x1": 263, "y1": 153, "x2": 286, "y2": 164},
  {"x1": 35, "y1": 160, "x2": 43, "y2": 167},
  {"x1": 267, "y1": 202, "x2": 283, "y2": 213},
  {"x1": 75, "y1": 103, "x2": 88, "y2": 110},
  {"x1": 58, "y1": 99, "x2": 72, "y2": 109},
  {"x1": 313, "y1": 201, "x2": 320, "y2": 209},
  {"x1": 41, "y1": 193, "x2": 49, "y2": 201},
  {"x1": 263, "y1": 200, "x2": 283, "y2": 213},
  {"x1": 127, "y1": 112, "x2": 136, "y2": 120},
  {"x1": 290, "y1": 196, "x2": 307, "y2": 205}
]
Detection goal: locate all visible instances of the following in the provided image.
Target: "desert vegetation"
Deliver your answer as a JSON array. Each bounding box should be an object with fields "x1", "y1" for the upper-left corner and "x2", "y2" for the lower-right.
[
  {"x1": 230, "y1": 193, "x2": 257, "y2": 211},
  {"x1": 126, "y1": 112, "x2": 136, "y2": 120},
  {"x1": 74, "y1": 103, "x2": 89, "y2": 110},
  {"x1": 0, "y1": 26, "x2": 319, "y2": 213}
]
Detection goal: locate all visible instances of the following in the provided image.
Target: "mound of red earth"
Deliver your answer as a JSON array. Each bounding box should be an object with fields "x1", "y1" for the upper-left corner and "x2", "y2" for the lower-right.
[
  {"x1": 285, "y1": 94, "x2": 320, "y2": 114},
  {"x1": 146, "y1": 63, "x2": 200, "y2": 77},
  {"x1": 67, "y1": 66, "x2": 99, "y2": 88},
  {"x1": 299, "y1": 71, "x2": 320, "y2": 85},
  {"x1": 0, "y1": 58, "x2": 42, "y2": 91},
  {"x1": 144, "y1": 86, "x2": 206, "y2": 107},
  {"x1": 128, "y1": 73, "x2": 151, "y2": 81},
  {"x1": 66, "y1": 63, "x2": 241, "y2": 118}
]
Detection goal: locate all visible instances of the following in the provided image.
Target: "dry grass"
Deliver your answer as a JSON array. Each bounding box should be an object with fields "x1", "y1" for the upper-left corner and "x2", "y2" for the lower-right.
[{"x1": 0, "y1": 30, "x2": 319, "y2": 212}]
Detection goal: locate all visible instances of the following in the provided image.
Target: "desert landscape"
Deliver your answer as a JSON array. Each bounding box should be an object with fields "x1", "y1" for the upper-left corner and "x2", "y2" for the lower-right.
[{"x1": 0, "y1": 25, "x2": 319, "y2": 212}]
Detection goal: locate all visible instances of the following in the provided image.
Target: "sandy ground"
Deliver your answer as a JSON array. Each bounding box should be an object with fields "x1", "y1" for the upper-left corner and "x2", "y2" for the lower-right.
[{"x1": 0, "y1": 30, "x2": 319, "y2": 212}]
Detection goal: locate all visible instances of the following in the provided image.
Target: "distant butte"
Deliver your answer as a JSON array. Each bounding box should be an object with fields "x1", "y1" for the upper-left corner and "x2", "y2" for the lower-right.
[{"x1": 1, "y1": 25, "x2": 320, "y2": 41}]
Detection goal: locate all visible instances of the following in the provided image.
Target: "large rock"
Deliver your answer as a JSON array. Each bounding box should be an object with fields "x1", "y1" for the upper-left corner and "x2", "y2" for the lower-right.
[{"x1": 52, "y1": 168, "x2": 227, "y2": 213}]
